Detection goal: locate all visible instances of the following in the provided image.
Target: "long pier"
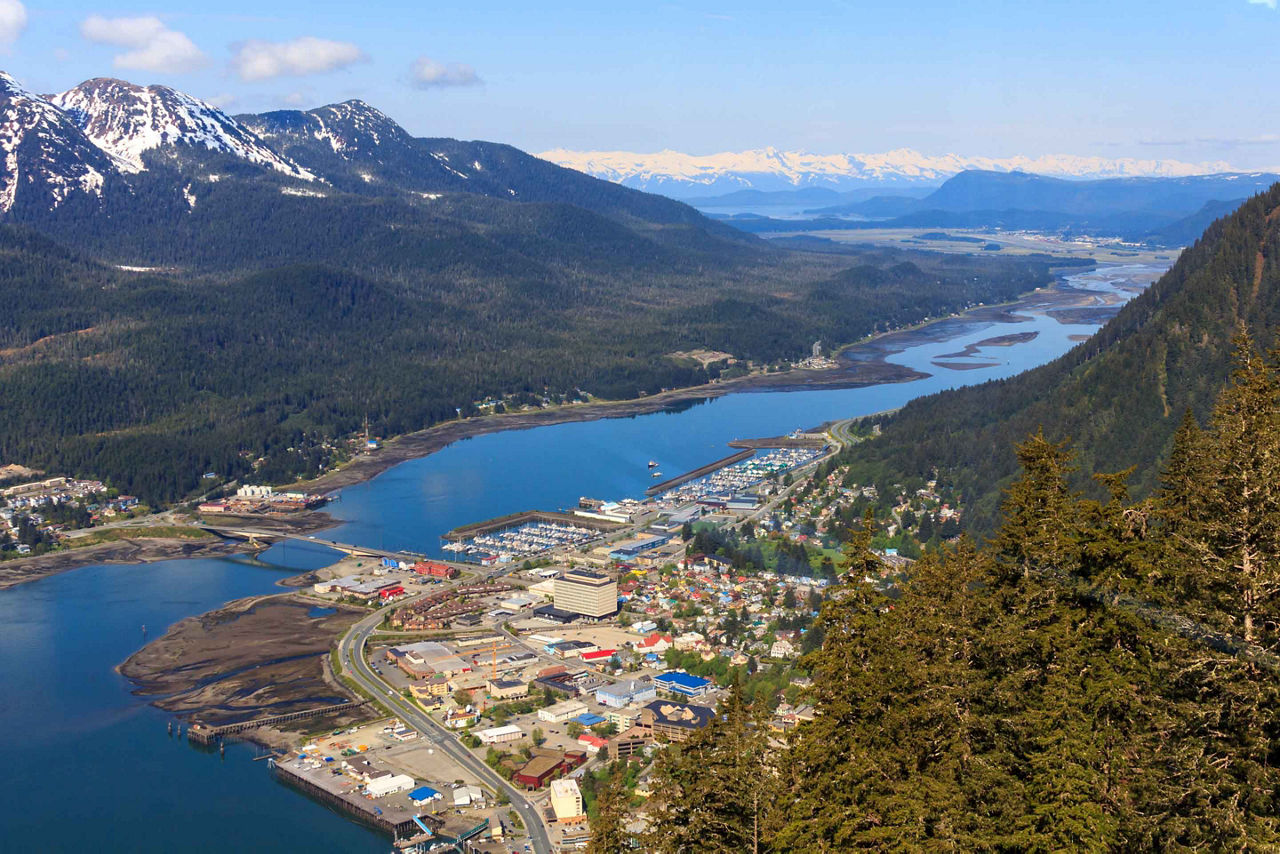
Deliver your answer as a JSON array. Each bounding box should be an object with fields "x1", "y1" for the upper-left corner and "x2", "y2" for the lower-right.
[
  {"x1": 201, "y1": 526, "x2": 426, "y2": 562},
  {"x1": 187, "y1": 700, "x2": 369, "y2": 744},
  {"x1": 645, "y1": 448, "x2": 756, "y2": 496}
]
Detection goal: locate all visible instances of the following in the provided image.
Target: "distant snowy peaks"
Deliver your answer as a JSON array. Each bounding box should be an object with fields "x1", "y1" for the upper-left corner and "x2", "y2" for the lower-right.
[
  {"x1": 51, "y1": 78, "x2": 313, "y2": 179},
  {"x1": 539, "y1": 147, "x2": 1237, "y2": 194}
]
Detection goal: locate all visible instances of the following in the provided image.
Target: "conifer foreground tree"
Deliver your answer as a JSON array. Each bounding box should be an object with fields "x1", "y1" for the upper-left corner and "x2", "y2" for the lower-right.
[
  {"x1": 631, "y1": 340, "x2": 1280, "y2": 851},
  {"x1": 587, "y1": 764, "x2": 631, "y2": 854},
  {"x1": 641, "y1": 684, "x2": 778, "y2": 854}
]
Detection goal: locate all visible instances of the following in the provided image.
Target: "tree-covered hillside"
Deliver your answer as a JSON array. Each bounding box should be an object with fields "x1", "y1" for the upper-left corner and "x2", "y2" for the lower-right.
[
  {"x1": 0, "y1": 224, "x2": 1066, "y2": 504},
  {"x1": 842, "y1": 182, "x2": 1280, "y2": 532}
]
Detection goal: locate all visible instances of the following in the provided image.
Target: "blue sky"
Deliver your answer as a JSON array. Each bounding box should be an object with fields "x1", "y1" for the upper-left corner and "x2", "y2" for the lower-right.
[{"x1": 2, "y1": 0, "x2": 1278, "y2": 167}]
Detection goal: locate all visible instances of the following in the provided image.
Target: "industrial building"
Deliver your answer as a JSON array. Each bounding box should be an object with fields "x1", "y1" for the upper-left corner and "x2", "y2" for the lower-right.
[
  {"x1": 596, "y1": 679, "x2": 657, "y2": 709},
  {"x1": 553, "y1": 569, "x2": 619, "y2": 618},
  {"x1": 538, "y1": 699, "x2": 589, "y2": 723},
  {"x1": 477, "y1": 724, "x2": 524, "y2": 745}
]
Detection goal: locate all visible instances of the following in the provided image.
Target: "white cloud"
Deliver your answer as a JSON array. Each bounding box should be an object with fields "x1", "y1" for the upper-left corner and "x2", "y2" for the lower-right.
[
  {"x1": 204, "y1": 92, "x2": 236, "y2": 109},
  {"x1": 0, "y1": 0, "x2": 27, "y2": 46},
  {"x1": 230, "y1": 37, "x2": 365, "y2": 81},
  {"x1": 1247, "y1": 0, "x2": 1277, "y2": 8},
  {"x1": 409, "y1": 56, "x2": 482, "y2": 89},
  {"x1": 80, "y1": 15, "x2": 206, "y2": 73}
]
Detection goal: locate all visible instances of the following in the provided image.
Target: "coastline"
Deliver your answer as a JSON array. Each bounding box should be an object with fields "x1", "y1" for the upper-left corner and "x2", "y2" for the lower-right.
[
  {"x1": 295, "y1": 357, "x2": 924, "y2": 495},
  {"x1": 0, "y1": 261, "x2": 1135, "y2": 592},
  {"x1": 0, "y1": 510, "x2": 342, "y2": 591},
  {"x1": 0, "y1": 536, "x2": 255, "y2": 591},
  {"x1": 295, "y1": 261, "x2": 1142, "y2": 497},
  {"x1": 118, "y1": 591, "x2": 374, "y2": 748}
]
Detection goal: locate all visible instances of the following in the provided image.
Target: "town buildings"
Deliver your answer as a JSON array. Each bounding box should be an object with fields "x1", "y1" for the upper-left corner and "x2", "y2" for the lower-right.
[{"x1": 553, "y1": 569, "x2": 619, "y2": 618}]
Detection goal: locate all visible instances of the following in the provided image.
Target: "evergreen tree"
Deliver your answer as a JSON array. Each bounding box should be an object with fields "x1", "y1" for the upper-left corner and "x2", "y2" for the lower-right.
[
  {"x1": 991, "y1": 428, "x2": 1080, "y2": 581},
  {"x1": 643, "y1": 683, "x2": 778, "y2": 853},
  {"x1": 586, "y1": 764, "x2": 631, "y2": 854}
]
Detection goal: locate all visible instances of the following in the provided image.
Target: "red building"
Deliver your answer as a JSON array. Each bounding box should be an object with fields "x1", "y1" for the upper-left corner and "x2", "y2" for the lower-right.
[
  {"x1": 413, "y1": 561, "x2": 459, "y2": 579},
  {"x1": 379, "y1": 585, "x2": 406, "y2": 600}
]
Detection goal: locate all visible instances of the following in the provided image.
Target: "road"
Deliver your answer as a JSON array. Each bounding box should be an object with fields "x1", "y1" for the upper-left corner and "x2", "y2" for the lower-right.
[{"x1": 337, "y1": 605, "x2": 554, "y2": 854}]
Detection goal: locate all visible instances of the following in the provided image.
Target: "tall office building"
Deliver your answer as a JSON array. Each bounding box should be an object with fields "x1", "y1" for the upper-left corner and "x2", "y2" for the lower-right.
[{"x1": 553, "y1": 569, "x2": 618, "y2": 618}]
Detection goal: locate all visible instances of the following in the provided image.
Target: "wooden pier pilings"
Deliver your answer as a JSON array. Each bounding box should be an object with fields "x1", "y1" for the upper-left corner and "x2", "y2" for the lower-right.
[{"x1": 187, "y1": 700, "x2": 369, "y2": 744}]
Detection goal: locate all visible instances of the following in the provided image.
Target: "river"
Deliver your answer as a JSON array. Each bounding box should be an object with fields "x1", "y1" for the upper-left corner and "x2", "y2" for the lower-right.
[{"x1": 0, "y1": 263, "x2": 1162, "y2": 852}]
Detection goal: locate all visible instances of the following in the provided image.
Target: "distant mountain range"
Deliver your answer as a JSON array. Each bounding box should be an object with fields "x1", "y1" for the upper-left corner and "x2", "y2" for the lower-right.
[
  {"x1": 537, "y1": 146, "x2": 1240, "y2": 197},
  {"x1": 704, "y1": 170, "x2": 1280, "y2": 245}
]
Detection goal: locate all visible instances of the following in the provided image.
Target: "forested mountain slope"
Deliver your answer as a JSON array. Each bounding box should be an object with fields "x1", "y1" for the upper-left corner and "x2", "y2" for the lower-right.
[
  {"x1": 844, "y1": 182, "x2": 1280, "y2": 531},
  {"x1": 0, "y1": 224, "x2": 1065, "y2": 504}
]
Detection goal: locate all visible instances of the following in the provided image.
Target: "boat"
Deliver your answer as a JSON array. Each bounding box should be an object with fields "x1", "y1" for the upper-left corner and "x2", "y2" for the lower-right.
[
  {"x1": 648, "y1": 460, "x2": 658, "y2": 468},
  {"x1": 652, "y1": 471, "x2": 663, "y2": 478}
]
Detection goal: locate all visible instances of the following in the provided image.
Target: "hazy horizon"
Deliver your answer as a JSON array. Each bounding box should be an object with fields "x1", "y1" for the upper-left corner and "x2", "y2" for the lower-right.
[{"x1": 3, "y1": 0, "x2": 1280, "y2": 169}]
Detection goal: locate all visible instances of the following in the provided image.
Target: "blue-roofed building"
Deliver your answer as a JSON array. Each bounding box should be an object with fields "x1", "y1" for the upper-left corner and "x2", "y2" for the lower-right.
[
  {"x1": 572, "y1": 712, "x2": 607, "y2": 727},
  {"x1": 654, "y1": 670, "x2": 713, "y2": 698},
  {"x1": 409, "y1": 785, "x2": 442, "y2": 806}
]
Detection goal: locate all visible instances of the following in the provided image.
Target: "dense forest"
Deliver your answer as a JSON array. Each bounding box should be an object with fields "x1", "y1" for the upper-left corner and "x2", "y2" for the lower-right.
[
  {"x1": 0, "y1": 214, "x2": 1067, "y2": 504},
  {"x1": 841, "y1": 182, "x2": 1280, "y2": 533},
  {"x1": 590, "y1": 343, "x2": 1280, "y2": 851}
]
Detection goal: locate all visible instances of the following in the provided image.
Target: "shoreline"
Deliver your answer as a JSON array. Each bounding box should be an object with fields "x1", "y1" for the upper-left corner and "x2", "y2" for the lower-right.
[
  {"x1": 118, "y1": 591, "x2": 374, "y2": 748},
  {"x1": 0, "y1": 261, "x2": 1146, "y2": 592},
  {"x1": 0, "y1": 536, "x2": 256, "y2": 591},
  {"x1": 0, "y1": 510, "x2": 342, "y2": 591},
  {"x1": 295, "y1": 261, "x2": 1146, "y2": 497},
  {"x1": 295, "y1": 357, "x2": 924, "y2": 495}
]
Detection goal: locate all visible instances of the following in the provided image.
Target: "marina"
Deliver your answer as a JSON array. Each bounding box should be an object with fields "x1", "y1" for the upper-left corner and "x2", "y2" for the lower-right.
[
  {"x1": 441, "y1": 510, "x2": 625, "y2": 563},
  {"x1": 654, "y1": 446, "x2": 826, "y2": 507}
]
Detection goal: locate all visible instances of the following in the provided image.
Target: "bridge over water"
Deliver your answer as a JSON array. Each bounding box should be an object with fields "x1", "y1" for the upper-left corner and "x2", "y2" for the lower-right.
[{"x1": 201, "y1": 526, "x2": 427, "y2": 563}]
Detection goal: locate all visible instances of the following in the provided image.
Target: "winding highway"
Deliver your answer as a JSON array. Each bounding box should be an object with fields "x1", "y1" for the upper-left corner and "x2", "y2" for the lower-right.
[{"x1": 336, "y1": 605, "x2": 553, "y2": 854}]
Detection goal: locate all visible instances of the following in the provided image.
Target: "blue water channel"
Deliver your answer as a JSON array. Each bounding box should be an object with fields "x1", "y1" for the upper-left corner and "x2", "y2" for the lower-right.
[{"x1": 0, "y1": 263, "x2": 1161, "y2": 851}]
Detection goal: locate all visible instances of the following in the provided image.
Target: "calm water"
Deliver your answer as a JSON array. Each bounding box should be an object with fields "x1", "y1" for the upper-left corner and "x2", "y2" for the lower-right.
[{"x1": 0, "y1": 264, "x2": 1160, "y2": 851}]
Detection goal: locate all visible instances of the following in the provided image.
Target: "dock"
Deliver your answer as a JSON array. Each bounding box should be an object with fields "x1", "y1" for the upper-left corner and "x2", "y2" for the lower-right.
[
  {"x1": 187, "y1": 700, "x2": 369, "y2": 744},
  {"x1": 442, "y1": 509, "x2": 624, "y2": 543},
  {"x1": 645, "y1": 448, "x2": 755, "y2": 496},
  {"x1": 270, "y1": 755, "x2": 444, "y2": 841},
  {"x1": 727, "y1": 435, "x2": 829, "y2": 450}
]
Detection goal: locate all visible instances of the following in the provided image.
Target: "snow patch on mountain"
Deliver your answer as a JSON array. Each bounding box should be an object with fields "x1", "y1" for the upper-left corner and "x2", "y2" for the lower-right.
[
  {"x1": 0, "y1": 71, "x2": 115, "y2": 212},
  {"x1": 539, "y1": 146, "x2": 1238, "y2": 194},
  {"x1": 51, "y1": 78, "x2": 314, "y2": 180}
]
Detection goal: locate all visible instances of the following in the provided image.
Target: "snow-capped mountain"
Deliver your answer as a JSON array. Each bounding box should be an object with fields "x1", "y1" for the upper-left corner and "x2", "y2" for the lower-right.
[
  {"x1": 538, "y1": 146, "x2": 1238, "y2": 197},
  {"x1": 51, "y1": 78, "x2": 313, "y2": 179},
  {"x1": 243, "y1": 99, "x2": 417, "y2": 160},
  {"x1": 0, "y1": 72, "x2": 119, "y2": 213}
]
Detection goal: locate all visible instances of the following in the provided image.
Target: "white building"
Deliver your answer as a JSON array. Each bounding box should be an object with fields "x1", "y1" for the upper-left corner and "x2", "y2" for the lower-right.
[
  {"x1": 366, "y1": 774, "x2": 415, "y2": 798},
  {"x1": 550, "y1": 778, "x2": 585, "y2": 822},
  {"x1": 538, "y1": 699, "x2": 588, "y2": 723},
  {"x1": 770, "y1": 639, "x2": 796, "y2": 658},
  {"x1": 477, "y1": 724, "x2": 524, "y2": 744}
]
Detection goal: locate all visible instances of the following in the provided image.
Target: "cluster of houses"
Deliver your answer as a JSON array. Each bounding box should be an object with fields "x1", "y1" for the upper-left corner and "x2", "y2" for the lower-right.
[
  {"x1": 1, "y1": 477, "x2": 139, "y2": 553},
  {"x1": 615, "y1": 554, "x2": 828, "y2": 664}
]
